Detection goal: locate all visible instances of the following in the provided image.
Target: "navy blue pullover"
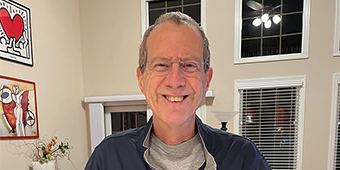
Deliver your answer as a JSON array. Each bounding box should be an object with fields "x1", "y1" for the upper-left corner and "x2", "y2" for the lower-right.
[{"x1": 85, "y1": 116, "x2": 271, "y2": 170}]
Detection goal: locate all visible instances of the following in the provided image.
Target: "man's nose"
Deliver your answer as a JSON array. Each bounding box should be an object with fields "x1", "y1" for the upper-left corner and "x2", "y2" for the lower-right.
[{"x1": 164, "y1": 63, "x2": 186, "y2": 88}]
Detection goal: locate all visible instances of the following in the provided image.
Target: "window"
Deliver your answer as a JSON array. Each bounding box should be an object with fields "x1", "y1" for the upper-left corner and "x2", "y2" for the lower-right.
[
  {"x1": 104, "y1": 105, "x2": 148, "y2": 135},
  {"x1": 234, "y1": 0, "x2": 310, "y2": 64},
  {"x1": 110, "y1": 112, "x2": 147, "y2": 134},
  {"x1": 328, "y1": 73, "x2": 340, "y2": 170},
  {"x1": 235, "y1": 76, "x2": 305, "y2": 169},
  {"x1": 148, "y1": 0, "x2": 201, "y2": 26},
  {"x1": 141, "y1": 0, "x2": 205, "y2": 36}
]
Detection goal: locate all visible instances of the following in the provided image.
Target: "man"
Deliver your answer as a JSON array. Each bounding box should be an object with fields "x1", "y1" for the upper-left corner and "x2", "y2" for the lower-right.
[{"x1": 85, "y1": 12, "x2": 271, "y2": 170}]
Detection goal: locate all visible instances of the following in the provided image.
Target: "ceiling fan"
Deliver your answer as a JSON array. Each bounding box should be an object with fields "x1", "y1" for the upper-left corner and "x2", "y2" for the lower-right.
[{"x1": 245, "y1": 0, "x2": 282, "y2": 28}]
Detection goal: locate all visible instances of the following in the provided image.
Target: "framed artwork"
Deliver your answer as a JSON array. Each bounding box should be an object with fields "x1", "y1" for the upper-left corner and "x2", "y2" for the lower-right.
[
  {"x1": 0, "y1": 75, "x2": 39, "y2": 139},
  {"x1": 0, "y1": 0, "x2": 33, "y2": 66},
  {"x1": 334, "y1": 0, "x2": 340, "y2": 56}
]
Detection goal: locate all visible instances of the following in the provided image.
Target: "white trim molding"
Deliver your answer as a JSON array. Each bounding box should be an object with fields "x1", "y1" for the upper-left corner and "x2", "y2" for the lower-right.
[
  {"x1": 141, "y1": 0, "x2": 149, "y2": 37},
  {"x1": 88, "y1": 103, "x2": 105, "y2": 152},
  {"x1": 334, "y1": 1, "x2": 340, "y2": 56},
  {"x1": 234, "y1": 0, "x2": 311, "y2": 64},
  {"x1": 328, "y1": 73, "x2": 340, "y2": 170},
  {"x1": 234, "y1": 76, "x2": 306, "y2": 170},
  {"x1": 234, "y1": 76, "x2": 305, "y2": 90},
  {"x1": 85, "y1": 90, "x2": 214, "y2": 152}
]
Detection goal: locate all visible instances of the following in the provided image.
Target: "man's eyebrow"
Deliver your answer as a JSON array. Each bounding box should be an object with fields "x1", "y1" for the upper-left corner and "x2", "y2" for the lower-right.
[
  {"x1": 149, "y1": 56, "x2": 201, "y2": 62},
  {"x1": 181, "y1": 56, "x2": 202, "y2": 62},
  {"x1": 148, "y1": 57, "x2": 171, "y2": 63}
]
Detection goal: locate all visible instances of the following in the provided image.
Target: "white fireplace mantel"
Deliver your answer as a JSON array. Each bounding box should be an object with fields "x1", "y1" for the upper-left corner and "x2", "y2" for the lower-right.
[{"x1": 84, "y1": 90, "x2": 215, "y2": 152}]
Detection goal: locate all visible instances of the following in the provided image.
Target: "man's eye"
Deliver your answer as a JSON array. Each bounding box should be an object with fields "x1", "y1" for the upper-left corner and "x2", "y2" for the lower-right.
[
  {"x1": 153, "y1": 62, "x2": 170, "y2": 72},
  {"x1": 183, "y1": 63, "x2": 197, "y2": 68},
  {"x1": 154, "y1": 63, "x2": 169, "y2": 67}
]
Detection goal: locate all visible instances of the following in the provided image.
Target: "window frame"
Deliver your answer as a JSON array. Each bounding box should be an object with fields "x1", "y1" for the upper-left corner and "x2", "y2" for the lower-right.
[
  {"x1": 334, "y1": 1, "x2": 340, "y2": 56},
  {"x1": 141, "y1": 0, "x2": 206, "y2": 37},
  {"x1": 234, "y1": 0, "x2": 311, "y2": 64},
  {"x1": 234, "y1": 76, "x2": 306, "y2": 170},
  {"x1": 327, "y1": 73, "x2": 340, "y2": 170}
]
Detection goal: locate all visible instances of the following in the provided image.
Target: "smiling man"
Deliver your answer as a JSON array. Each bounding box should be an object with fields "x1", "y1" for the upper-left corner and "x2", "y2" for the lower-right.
[{"x1": 85, "y1": 12, "x2": 271, "y2": 170}]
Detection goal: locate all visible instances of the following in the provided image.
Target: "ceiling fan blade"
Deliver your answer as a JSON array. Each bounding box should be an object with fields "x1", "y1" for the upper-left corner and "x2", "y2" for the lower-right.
[
  {"x1": 246, "y1": 0, "x2": 263, "y2": 11},
  {"x1": 271, "y1": 4, "x2": 282, "y2": 11}
]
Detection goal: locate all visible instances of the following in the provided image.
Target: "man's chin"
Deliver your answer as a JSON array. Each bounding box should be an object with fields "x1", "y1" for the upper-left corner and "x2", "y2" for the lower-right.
[{"x1": 154, "y1": 113, "x2": 196, "y2": 124}]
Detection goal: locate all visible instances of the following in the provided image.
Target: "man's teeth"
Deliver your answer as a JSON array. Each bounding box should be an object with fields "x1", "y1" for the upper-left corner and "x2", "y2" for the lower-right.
[{"x1": 166, "y1": 96, "x2": 184, "y2": 102}]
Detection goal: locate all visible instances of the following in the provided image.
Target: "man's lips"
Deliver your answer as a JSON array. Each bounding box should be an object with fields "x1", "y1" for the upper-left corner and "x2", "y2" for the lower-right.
[{"x1": 162, "y1": 95, "x2": 188, "y2": 102}]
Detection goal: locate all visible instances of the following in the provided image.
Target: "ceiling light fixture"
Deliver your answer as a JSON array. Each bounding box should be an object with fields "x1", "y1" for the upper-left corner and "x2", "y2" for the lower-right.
[
  {"x1": 261, "y1": 13, "x2": 269, "y2": 22},
  {"x1": 252, "y1": 14, "x2": 281, "y2": 28},
  {"x1": 252, "y1": 18, "x2": 262, "y2": 27},
  {"x1": 272, "y1": 14, "x2": 282, "y2": 24},
  {"x1": 264, "y1": 20, "x2": 272, "y2": 28}
]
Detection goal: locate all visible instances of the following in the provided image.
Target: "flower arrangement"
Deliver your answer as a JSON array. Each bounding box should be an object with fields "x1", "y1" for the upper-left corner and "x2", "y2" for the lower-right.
[{"x1": 30, "y1": 136, "x2": 72, "y2": 164}]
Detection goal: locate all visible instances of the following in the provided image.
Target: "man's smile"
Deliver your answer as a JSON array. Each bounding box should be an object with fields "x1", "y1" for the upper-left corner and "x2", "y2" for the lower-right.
[{"x1": 163, "y1": 95, "x2": 188, "y2": 102}]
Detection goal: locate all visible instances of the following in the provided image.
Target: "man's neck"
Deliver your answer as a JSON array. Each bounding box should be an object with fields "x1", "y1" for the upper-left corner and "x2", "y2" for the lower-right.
[{"x1": 152, "y1": 116, "x2": 196, "y2": 145}]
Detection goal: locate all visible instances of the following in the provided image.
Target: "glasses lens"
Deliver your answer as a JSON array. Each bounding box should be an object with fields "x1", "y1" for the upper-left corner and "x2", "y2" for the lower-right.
[
  {"x1": 182, "y1": 62, "x2": 199, "y2": 73},
  {"x1": 151, "y1": 61, "x2": 170, "y2": 72}
]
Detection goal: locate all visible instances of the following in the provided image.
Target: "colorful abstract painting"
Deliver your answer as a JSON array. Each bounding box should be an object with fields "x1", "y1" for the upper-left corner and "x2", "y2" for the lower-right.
[
  {"x1": 0, "y1": 75, "x2": 38, "y2": 139},
  {"x1": 0, "y1": 0, "x2": 33, "y2": 66}
]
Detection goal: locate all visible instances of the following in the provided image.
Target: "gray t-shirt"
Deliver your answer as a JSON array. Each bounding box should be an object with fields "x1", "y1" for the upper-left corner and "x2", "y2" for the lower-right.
[{"x1": 145, "y1": 133, "x2": 205, "y2": 170}]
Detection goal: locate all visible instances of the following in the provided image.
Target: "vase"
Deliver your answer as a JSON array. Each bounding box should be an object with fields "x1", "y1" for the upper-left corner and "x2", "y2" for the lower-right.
[{"x1": 31, "y1": 161, "x2": 55, "y2": 170}]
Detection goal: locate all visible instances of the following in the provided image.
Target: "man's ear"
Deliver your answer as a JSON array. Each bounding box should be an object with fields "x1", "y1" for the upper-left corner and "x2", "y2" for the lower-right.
[
  {"x1": 137, "y1": 67, "x2": 144, "y2": 94},
  {"x1": 205, "y1": 67, "x2": 213, "y2": 92}
]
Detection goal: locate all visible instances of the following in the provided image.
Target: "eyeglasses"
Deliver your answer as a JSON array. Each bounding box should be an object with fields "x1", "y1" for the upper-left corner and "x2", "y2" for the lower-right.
[{"x1": 147, "y1": 59, "x2": 207, "y2": 74}]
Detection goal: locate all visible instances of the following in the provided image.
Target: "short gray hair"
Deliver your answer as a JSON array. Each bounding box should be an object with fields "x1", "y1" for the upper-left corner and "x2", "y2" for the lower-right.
[{"x1": 138, "y1": 12, "x2": 210, "y2": 74}]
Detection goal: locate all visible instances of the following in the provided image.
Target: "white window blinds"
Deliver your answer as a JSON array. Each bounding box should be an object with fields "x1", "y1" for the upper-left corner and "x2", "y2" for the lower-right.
[
  {"x1": 239, "y1": 87, "x2": 301, "y2": 170},
  {"x1": 334, "y1": 82, "x2": 340, "y2": 169}
]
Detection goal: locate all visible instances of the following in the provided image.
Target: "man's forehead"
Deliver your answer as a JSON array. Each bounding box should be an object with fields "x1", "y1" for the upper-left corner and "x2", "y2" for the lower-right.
[{"x1": 145, "y1": 21, "x2": 204, "y2": 61}]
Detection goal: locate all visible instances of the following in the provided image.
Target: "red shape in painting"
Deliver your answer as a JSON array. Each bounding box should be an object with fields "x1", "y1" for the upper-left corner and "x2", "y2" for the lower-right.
[
  {"x1": 0, "y1": 8, "x2": 24, "y2": 41},
  {"x1": 2, "y1": 91, "x2": 29, "y2": 130},
  {"x1": 3, "y1": 101, "x2": 15, "y2": 129}
]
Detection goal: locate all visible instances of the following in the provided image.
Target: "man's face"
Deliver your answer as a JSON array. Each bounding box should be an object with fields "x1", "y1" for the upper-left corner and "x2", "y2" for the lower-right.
[{"x1": 137, "y1": 22, "x2": 213, "y2": 126}]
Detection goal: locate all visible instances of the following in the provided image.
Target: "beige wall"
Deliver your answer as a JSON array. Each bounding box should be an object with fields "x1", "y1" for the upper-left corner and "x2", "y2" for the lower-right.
[
  {"x1": 1, "y1": 0, "x2": 340, "y2": 169},
  {"x1": 0, "y1": 0, "x2": 88, "y2": 169},
  {"x1": 80, "y1": 0, "x2": 142, "y2": 97}
]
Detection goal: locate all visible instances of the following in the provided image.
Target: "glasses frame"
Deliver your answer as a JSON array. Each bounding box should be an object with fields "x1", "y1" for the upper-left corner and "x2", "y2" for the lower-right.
[{"x1": 147, "y1": 59, "x2": 208, "y2": 75}]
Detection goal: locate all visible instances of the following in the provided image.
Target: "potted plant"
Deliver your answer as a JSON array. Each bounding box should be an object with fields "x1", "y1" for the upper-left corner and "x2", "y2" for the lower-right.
[{"x1": 29, "y1": 136, "x2": 71, "y2": 170}]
